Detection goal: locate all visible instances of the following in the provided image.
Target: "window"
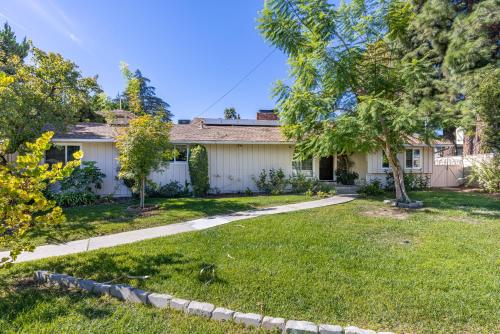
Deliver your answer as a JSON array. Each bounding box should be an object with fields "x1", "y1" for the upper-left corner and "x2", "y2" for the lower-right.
[
  {"x1": 382, "y1": 151, "x2": 390, "y2": 169},
  {"x1": 292, "y1": 158, "x2": 313, "y2": 177},
  {"x1": 45, "y1": 144, "x2": 80, "y2": 166},
  {"x1": 405, "y1": 149, "x2": 421, "y2": 169},
  {"x1": 171, "y1": 145, "x2": 189, "y2": 163}
]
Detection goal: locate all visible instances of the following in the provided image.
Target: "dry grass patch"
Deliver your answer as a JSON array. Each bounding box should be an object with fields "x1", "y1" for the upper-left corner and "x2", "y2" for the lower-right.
[{"x1": 362, "y1": 207, "x2": 410, "y2": 220}]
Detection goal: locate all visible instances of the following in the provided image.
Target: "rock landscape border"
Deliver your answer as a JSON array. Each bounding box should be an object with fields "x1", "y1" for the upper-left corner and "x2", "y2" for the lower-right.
[{"x1": 34, "y1": 270, "x2": 395, "y2": 334}]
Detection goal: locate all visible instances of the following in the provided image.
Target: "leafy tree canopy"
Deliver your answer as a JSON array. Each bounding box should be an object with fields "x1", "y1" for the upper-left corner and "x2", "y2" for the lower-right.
[
  {"x1": 118, "y1": 62, "x2": 172, "y2": 121},
  {"x1": 224, "y1": 107, "x2": 240, "y2": 119},
  {"x1": 0, "y1": 22, "x2": 29, "y2": 72},
  {"x1": 116, "y1": 114, "x2": 174, "y2": 208},
  {"x1": 258, "y1": 0, "x2": 452, "y2": 202},
  {"x1": 0, "y1": 132, "x2": 82, "y2": 267},
  {"x1": 0, "y1": 40, "x2": 100, "y2": 160}
]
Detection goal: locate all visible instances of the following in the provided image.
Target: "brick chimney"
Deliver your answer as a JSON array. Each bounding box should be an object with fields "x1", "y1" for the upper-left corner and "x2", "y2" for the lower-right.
[{"x1": 256, "y1": 109, "x2": 278, "y2": 121}]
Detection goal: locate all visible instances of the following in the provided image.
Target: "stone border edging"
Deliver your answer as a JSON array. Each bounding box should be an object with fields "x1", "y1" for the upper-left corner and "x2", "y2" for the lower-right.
[{"x1": 34, "y1": 271, "x2": 395, "y2": 334}]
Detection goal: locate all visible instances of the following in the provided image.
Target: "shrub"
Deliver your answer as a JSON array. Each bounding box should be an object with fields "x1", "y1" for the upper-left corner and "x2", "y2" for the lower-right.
[
  {"x1": 335, "y1": 169, "x2": 359, "y2": 185},
  {"x1": 467, "y1": 155, "x2": 500, "y2": 193},
  {"x1": 244, "y1": 187, "x2": 253, "y2": 196},
  {"x1": 158, "y1": 181, "x2": 184, "y2": 197},
  {"x1": 253, "y1": 168, "x2": 287, "y2": 194},
  {"x1": 358, "y1": 180, "x2": 385, "y2": 196},
  {"x1": 48, "y1": 160, "x2": 105, "y2": 207},
  {"x1": 289, "y1": 173, "x2": 310, "y2": 193},
  {"x1": 385, "y1": 172, "x2": 430, "y2": 191},
  {"x1": 60, "y1": 161, "x2": 105, "y2": 192},
  {"x1": 188, "y1": 145, "x2": 210, "y2": 196},
  {"x1": 49, "y1": 191, "x2": 99, "y2": 207}
]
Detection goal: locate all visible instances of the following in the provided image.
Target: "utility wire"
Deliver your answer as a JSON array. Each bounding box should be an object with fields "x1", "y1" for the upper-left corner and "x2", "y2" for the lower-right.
[{"x1": 196, "y1": 48, "x2": 277, "y2": 118}]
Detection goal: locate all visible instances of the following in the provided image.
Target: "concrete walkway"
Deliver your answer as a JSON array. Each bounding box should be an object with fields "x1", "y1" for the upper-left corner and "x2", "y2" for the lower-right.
[{"x1": 3, "y1": 195, "x2": 355, "y2": 263}]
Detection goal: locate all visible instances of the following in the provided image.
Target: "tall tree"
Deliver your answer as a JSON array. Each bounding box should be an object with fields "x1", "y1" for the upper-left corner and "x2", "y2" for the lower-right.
[
  {"x1": 116, "y1": 114, "x2": 174, "y2": 209},
  {"x1": 258, "y1": 0, "x2": 447, "y2": 203},
  {"x1": 0, "y1": 47, "x2": 99, "y2": 161},
  {"x1": 0, "y1": 22, "x2": 30, "y2": 72},
  {"x1": 403, "y1": 0, "x2": 500, "y2": 152},
  {"x1": 119, "y1": 63, "x2": 172, "y2": 121},
  {"x1": 224, "y1": 107, "x2": 240, "y2": 120}
]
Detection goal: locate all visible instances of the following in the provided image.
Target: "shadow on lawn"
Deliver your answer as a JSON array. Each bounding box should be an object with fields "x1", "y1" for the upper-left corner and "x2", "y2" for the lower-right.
[
  {"x1": 0, "y1": 280, "x2": 115, "y2": 326},
  {"x1": 411, "y1": 190, "x2": 499, "y2": 217},
  {"x1": 25, "y1": 197, "x2": 273, "y2": 247}
]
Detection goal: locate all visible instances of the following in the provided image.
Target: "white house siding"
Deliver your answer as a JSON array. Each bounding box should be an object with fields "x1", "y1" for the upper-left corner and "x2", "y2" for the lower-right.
[
  {"x1": 80, "y1": 142, "x2": 131, "y2": 197},
  {"x1": 205, "y1": 143, "x2": 294, "y2": 193},
  {"x1": 149, "y1": 163, "x2": 190, "y2": 188},
  {"x1": 366, "y1": 147, "x2": 433, "y2": 185}
]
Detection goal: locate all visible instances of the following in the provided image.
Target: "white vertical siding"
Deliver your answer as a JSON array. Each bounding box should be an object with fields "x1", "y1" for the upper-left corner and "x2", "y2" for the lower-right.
[
  {"x1": 205, "y1": 144, "x2": 294, "y2": 193},
  {"x1": 80, "y1": 142, "x2": 131, "y2": 197},
  {"x1": 366, "y1": 147, "x2": 433, "y2": 185}
]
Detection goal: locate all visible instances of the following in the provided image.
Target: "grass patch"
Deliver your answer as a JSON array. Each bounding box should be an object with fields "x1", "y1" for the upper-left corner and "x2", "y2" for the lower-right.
[
  {"x1": 19, "y1": 194, "x2": 311, "y2": 247},
  {"x1": 1, "y1": 191, "x2": 499, "y2": 333}
]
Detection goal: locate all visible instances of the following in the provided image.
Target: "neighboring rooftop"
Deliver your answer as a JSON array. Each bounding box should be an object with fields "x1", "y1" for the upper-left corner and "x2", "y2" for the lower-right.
[{"x1": 52, "y1": 123, "x2": 120, "y2": 141}]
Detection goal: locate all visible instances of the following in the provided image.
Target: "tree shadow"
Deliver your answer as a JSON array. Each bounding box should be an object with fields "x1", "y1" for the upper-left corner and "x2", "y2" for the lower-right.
[{"x1": 409, "y1": 190, "x2": 500, "y2": 219}]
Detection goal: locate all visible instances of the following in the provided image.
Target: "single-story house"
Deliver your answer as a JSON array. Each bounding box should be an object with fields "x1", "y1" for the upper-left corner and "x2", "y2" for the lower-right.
[{"x1": 47, "y1": 110, "x2": 452, "y2": 196}]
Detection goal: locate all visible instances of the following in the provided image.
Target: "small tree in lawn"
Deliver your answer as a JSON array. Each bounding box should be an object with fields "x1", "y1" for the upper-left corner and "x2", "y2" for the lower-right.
[
  {"x1": 116, "y1": 114, "x2": 174, "y2": 209},
  {"x1": 258, "y1": 0, "x2": 450, "y2": 203},
  {"x1": 0, "y1": 132, "x2": 81, "y2": 268}
]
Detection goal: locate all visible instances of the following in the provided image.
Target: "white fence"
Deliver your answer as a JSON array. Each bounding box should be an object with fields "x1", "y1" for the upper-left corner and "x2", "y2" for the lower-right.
[{"x1": 431, "y1": 154, "x2": 494, "y2": 188}]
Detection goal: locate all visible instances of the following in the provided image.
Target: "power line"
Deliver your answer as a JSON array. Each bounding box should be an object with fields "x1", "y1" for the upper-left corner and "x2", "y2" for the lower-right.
[{"x1": 196, "y1": 48, "x2": 277, "y2": 118}]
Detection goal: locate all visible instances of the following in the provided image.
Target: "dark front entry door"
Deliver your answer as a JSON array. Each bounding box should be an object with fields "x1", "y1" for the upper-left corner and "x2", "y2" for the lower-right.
[{"x1": 319, "y1": 156, "x2": 334, "y2": 180}]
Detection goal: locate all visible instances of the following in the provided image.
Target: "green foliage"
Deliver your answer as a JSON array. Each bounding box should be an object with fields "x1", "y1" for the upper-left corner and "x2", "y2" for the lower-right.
[
  {"x1": 119, "y1": 63, "x2": 172, "y2": 120},
  {"x1": 0, "y1": 22, "x2": 29, "y2": 72},
  {"x1": 335, "y1": 169, "x2": 359, "y2": 185},
  {"x1": 288, "y1": 173, "x2": 333, "y2": 195},
  {"x1": 0, "y1": 132, "x2": 81, "y2": 267},
  {"x1": 48, "y1": 191, "x2": 99, "y2": 207},
  {"x1": 60, "y1": 161, "x2": 105, "y2": 193},
  {"x1": 472, "y1": 68, "x2": 500, "y2": 151},
  {"x1": 253, "y1": 168, "x2": 287, "y2": 195},
  {"x1": 188, "y1": 145, "x2": 210, "y2": 196},
  {"x1": 116, "y1": 114, "x2": 174, "y2": 208},
  {"x1": 146, "y1": 181, "x2": 188, "y2": 198},
  {"x1": 223, "y1": 107, "x2": 240, "y2": 120},
  {"x1": 257, "y1": 0, "x2": 442, "y2": 202},
  {"x1": 385, "y1": 172, "x2": 430, "y2": 191},
  {"x1": 0, "y1": 45, "x2": 99, "y2": 158},
  {"x1": 244, "y1": 187, "x2": 254, "y2": 196},
  {"x1": 467, "y1": 155, "x2": 500, "y2": 193},
  {"x1": 358, "y1": 179, "x2": 385, "y2": 196}
]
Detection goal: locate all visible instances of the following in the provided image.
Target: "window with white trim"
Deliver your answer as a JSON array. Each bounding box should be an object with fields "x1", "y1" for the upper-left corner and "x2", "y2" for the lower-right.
[
  {"x1": 171, "y1": 145, "x2": 189, "y2": 163},
  {"x1": 45, "y1": 144, "x2": 80, "y2": 166},
  {"x1": 292, "y1": 158, "x2": 313, "y2": 177},
  {"x1": 405, "y1": 148, "x2": 421, "y2": 169}
]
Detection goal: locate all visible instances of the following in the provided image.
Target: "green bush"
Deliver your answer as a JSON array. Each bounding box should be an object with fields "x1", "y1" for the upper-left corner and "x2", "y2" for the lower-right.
[
  {"x1": 188, "y1": 145, "x2": 210, "y2": 196},
  {"x1": 385, "y1": 172, "x2": 430, "y2": 191},
  {"x1": 335, "y1": 169, "x2": 359, "y2": 185},
  {"x1": 253, "y1": 168, "x2": 287, "y2": 194},
  {"x1": 358, "y1": 180, "x2": 385, "y2": 196},
  {"x1": 47, "y1": 160, "x2": 105, "y2": 207},
  {"x1": 60, "y1": 161, "x2": 105, "y2": 192},
  {"x1": 49, "y1": 191, "x2": 99, "y2": 207},
  {"x1": 467, "y1": 155, "x2": 500, "y2": 193}
]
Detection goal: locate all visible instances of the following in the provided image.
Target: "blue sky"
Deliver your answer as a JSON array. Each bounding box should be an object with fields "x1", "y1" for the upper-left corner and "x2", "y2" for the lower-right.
[{"x1": 0, "y1": 0, "x2": 289, "y2": 121}]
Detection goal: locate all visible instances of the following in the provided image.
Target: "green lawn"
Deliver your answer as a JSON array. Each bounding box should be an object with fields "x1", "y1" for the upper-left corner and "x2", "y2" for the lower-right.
[
  {"x1": 21, "y1": 194, "x2": 310, "y2": 247},
  {"x1": 1, "y1": 191, "x2": 499, "y2": 333}
]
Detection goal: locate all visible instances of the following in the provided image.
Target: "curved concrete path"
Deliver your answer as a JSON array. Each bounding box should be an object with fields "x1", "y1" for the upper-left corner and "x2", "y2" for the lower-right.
[{"x1": 3, "y1": 195, "x2": 355, "y2": 264}]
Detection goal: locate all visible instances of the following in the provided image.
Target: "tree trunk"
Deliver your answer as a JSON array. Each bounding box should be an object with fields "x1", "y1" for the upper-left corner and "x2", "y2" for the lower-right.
[
  {"x1": 140, "y1": 177, "x2": 145, "y2": 209},
  {"x1": 384, "y1": 146, "x2": 411, "y2": 203}
]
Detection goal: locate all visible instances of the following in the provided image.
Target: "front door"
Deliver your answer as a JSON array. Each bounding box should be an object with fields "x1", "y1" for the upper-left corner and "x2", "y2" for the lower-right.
[{"x1": 319, "y1": 156, "x2": 334, "y2": 180}]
